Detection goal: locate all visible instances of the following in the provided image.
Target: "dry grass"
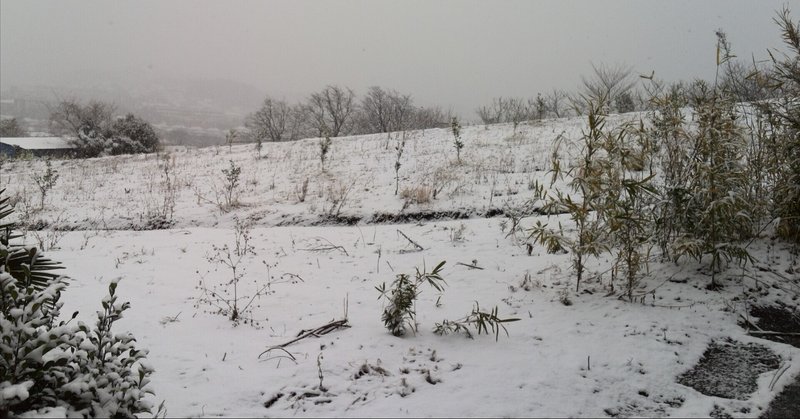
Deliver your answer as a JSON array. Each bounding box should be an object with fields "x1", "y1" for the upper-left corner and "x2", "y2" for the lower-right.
[{"x1": 400, "y1": 185, "x2": 433, "y2": 205}]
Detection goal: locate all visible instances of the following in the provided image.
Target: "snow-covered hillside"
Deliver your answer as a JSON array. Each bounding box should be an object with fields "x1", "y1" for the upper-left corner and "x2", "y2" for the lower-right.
[
  {"x1": 2, "y1": 115, "x2": 798, "y2": 418},
  {"x1": 0, "y1": 116, "x2": 601, "y2": 230}
]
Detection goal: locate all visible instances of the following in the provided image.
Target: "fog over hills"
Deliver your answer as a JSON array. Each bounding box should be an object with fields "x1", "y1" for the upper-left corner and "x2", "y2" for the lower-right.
[{"x1": 1, "y1": 76, "x2": 266, "y2": 144}]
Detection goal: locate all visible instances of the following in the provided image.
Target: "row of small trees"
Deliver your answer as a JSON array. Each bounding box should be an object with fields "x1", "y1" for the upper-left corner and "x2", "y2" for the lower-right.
[
  {"x1": 476, "y1": 56, "x2": 778, "y2": 127},
  {"x1": 476, "y1": 92, "x2": 568, "y2": 127},
  {"x1": 244, "y1": 85, "x2": 450, "y2": 144},
  {"x1": 475, "y1": 65, "x2": 639, "y2": 126}
]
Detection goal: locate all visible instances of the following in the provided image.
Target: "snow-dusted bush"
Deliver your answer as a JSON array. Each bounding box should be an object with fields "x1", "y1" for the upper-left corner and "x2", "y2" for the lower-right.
[
  {"x1": 112, "y1": 114, "x2": 160, "y2": 154},
  {"x1": 528, "y1": 96, "x2": 612, "y2": 292},
  {"x1": 32, "y1": 160, "x2": 59, "y2": 210},
  {"x1": 756, "y1": 7, "x2": 800, "y2": 244},
  {"x1": 659, "y1": 82, "x2": 753, "y2": 287},
  {"x1": 450, "y1": 117, "x2": 463, "y2": 164},
  {"x1": 0, "y1": 189, "x2": 155, "y2": 417},
  {"x1": 71, "y1": 127, "x2": 113, "y2": 158},
  {"x1": 221, "y1": 160, "x2": 242, "y2": 211},
  {"x1": 648, "y1": 82, "x2": 690, "y2": 260},
  {"x1": 376, "y1": 261, "x2": 446, "y2": 336},
  {"x1": 393, "y1": 131, "x2": 406, "y2": 196},
  {"x1": 433, "y1": 303, "x2": 519, "y2": 341},
  {"x1": 319, "y1": 135, "x2": 332, "y2": 171},
  {"x1": 530, "y1": 93, "x2": 656, "y2": 296},
  {"x1": 599, "y1": 120, "x2": 656, "y2": 300},
  {"x1": 646, "y1": 37, "x2": 754, "y2": 289},
  {"x1": 71, "y1": 125, "x2": 156, "y2": 158},
  {"x1": 143, "y1": 153, "x2": 178, "y2": 229},
  {"x1": 50, "y1": 100, "x2": 160, "y2": 158}
]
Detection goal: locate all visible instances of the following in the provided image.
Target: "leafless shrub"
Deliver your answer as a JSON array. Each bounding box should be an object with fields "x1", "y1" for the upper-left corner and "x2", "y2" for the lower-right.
[
  {"x1": 295, "y1": 177, "x2": 309, "y2": 203},
  {"x1": 32, "y1": 160, "x2": 59, "y2": 210},
  {"x1": 319, "y1": 136, "x2": 332, "y2": 171},
  {"x1": 144, "y1": 153, "x2": 179, "y2": 229},
  {"x1": 324, "y1": 179, "x2": 355, "y2": 217},
  {"x1": 194, "y1": 217, "x2": 282, "y2": 327},
  {"x1": 476, "y1": 97, "x2": 531, "y2": 130},
  {"x1": 393, "y1": 131, "x2": 407, "y2": 195},
  {"x1": 29, "y1": 212, "x2": 68, "y2": 251},
  {"x1": 449, "y1": 223, "x2": 467, "y2": 244}
]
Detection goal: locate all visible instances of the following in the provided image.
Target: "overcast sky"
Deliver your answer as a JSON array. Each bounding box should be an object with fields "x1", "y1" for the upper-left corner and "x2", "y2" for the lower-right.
[{"x1": 0, "y1": 0, "x2": 795, "y2": 115}]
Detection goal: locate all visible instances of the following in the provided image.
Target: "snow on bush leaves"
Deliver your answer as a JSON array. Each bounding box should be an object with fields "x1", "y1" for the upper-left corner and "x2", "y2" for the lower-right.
[{"x1": 0, "y1": 189, "x2": 155, "y2": 417}]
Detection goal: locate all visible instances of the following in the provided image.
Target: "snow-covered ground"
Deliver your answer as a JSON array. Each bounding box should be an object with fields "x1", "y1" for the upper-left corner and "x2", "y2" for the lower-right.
[{"x1": 2, "y1": 115, "x2": 799, "y2": 417}]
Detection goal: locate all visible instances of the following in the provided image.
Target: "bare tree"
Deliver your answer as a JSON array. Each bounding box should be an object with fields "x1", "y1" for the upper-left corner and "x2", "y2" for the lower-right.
[
  {"x1": 305, "y1": 85, "x2": 357, "y2": 137},
  {"x1": 361, "y1": 86, "x2": 392, "y2": 133},
  {"x1": 388, "y1": 91, "x2": 415, "y2": 131},
  {"x1": 506, "y1": 97, "x2": 530, "y2": 130},
  {"x1": 528, "y1": 94, "x2": 546, "y2": 120},
  {"x1": 359, "y1": 86, "x2": 416, "y2": 133},
  {"x1": 49, "y1": 99, "x2": 116, "y2": 138},
  {"x1": 578, "y1": 63, "x2": 637, "y2": 112},
  {"x1": 476, "y1": 99, "x2": 504, "y2": 124},
  {"x1": 245, "y1": 97, "x2": 299, "y2": 142},
  {"x1": 720, "y1": 59, "x2": 772, "y2": 102},
  {"x1": 545, "y1": 89, "x2": 568, "y2": 118},
  {"x1": 225, "y1": 128, "x2": 238, "y2": 151}
]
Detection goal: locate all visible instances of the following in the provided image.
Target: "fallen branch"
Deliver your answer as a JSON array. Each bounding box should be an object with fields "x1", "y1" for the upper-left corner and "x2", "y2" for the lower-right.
[
  {"x1": 259, "y1": 347, "x2": 298, "y2": 365},
  {"x1": 259, "y1": 318, "x2": 350, "y2": 358},
  {"x1": 770, "y1": 362, "x2": 791, "y2": 391},
  {"x1": 456, "y1": 262, "x2": 484, "y2": 270},
  {"x1": 647, "y1": 302, "x2": 698, "y2": 309},
  {"x1": 738, "y1": 313, "x2": 787, "y2": 343},
  {"x1": 739, "y1": 314, "x2": 765, "y2": 332},
  {"x1": 752, "y1": 265, "x2": 800, "y2": 291},
  {"x1": 299, "y1": 237, "x2": 349, "y2": 256},
  {"x1": 397, "y1": 229, "x2": 424, "y2": 251}
]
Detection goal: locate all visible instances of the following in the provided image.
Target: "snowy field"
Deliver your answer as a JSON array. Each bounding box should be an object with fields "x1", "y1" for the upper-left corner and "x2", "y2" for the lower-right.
[{"x1": 2, "y1": 115, "x2": 799, "y2": 417}]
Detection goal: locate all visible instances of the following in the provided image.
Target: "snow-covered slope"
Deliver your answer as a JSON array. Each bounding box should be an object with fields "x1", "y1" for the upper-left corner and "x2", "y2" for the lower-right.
[{"x1": 2, "y1": 115, "x2": 798, "y2": 418}]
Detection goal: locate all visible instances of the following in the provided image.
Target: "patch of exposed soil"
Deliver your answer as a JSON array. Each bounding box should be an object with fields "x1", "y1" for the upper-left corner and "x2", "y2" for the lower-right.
[
  {"x1": 312, "y1": 206, "x2": 554, "y2": 226},
  {"x1": 313, "y1": 214, "x2": 362, "y2": 226},
  {"x1": 762, "y1": 379, "x2": 800, "y2": 418},
  {"x1": 749, "y1": 304, "x2": 800, "y2": 348},
  {"x1": 748, "y1": 304, "x2": 800, "y2": 418},
  {"x1": 677, "y1": 338, "x2": 780, "y2": 400},
  {"x1": 370, "y1": 210, "x2": 473, "y2": 224}
]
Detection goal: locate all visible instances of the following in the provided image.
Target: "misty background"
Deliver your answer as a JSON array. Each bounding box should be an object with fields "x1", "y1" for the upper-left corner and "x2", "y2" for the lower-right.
[{"x1": 0, "y1": 0, "x2": 793, "y2": 144}]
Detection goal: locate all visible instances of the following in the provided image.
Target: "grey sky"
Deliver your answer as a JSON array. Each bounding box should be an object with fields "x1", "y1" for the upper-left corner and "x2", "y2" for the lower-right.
[{"x1": 0, "y1": 0, "x2": 795, "y2": 116}]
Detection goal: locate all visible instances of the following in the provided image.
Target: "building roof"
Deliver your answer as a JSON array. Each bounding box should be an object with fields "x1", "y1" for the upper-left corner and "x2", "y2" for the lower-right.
[{"x1": 0, "y1": 137, "x2": 74, "y2": 150}]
